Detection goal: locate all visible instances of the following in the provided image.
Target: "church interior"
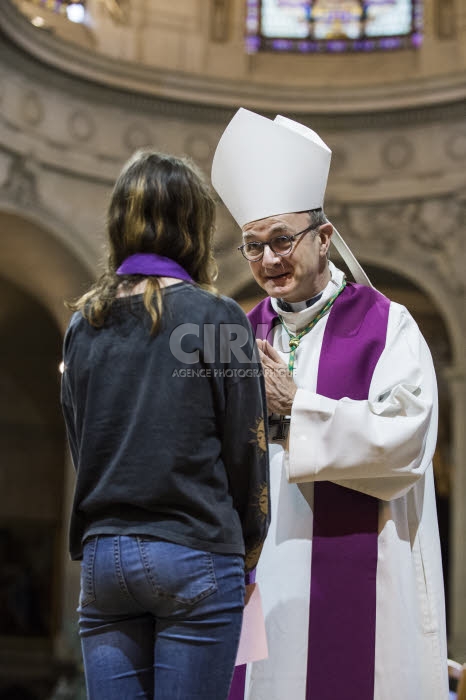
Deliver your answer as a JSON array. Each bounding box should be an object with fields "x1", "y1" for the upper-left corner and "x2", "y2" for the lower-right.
[{"x1": 0, "y1": 0, "x2": 465, "y2": 696}]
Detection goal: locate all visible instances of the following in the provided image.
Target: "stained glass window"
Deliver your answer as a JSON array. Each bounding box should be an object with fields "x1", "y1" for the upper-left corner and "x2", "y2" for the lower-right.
[{"x1": 246, "y1": 1, "x2": 423, "y2": 53}]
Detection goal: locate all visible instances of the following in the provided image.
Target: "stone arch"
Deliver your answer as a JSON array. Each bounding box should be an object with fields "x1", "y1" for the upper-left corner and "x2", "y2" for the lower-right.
[
  {"x1": 0, "y1": 207, "x2": 93, "y2": 691},
  {"x1": 0, "y1": 275, "x2": 64, "y2": 693},
  {"x1": 354, "y1": 249, "x2": 461, "y2": 369},
  {"x1": 0, "y1": 206, "x2": 94, "y2": 332}
]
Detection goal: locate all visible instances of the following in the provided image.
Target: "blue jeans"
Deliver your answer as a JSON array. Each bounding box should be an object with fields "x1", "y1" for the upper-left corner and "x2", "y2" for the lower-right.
[{"x1": 78, "y1": 535, "x2": 245, "y2": 700}]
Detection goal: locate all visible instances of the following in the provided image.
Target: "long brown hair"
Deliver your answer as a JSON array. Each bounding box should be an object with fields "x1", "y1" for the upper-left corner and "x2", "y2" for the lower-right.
[{"x1": 69, "y1": 150, "x2": 218, "y2": 333}]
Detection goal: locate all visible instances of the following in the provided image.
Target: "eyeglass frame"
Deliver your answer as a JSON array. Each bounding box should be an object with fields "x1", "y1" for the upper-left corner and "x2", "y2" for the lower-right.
[{"x1": 237, "y1": 224, "x2": 316, "y2": 262}]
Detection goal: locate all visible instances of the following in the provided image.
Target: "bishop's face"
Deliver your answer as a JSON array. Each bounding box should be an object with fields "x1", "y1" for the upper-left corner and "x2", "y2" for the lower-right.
[{"x1": 241, "y1": 212, "x2": 333, "y2": 302}]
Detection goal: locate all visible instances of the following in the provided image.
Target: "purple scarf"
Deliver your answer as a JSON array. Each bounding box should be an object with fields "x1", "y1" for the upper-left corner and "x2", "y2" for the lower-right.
[
  {"x1": 229, "y1": 283, "x2": 390, "y2": 700},
  {"x1": 116, "y1": 253, "x2": 194, "y2": 282}
]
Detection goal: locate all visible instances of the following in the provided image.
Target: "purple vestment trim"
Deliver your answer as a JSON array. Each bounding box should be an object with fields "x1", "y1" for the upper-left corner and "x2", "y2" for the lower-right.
[
  {"x1": 308, "y1": 283, "x2": 390, "y2": 700},
  {"x1": 228, "y1": 569, "x2": 256, "y2": 700},
  {"x1": 229, "y1": 665, "x2": 247, "y2": 698},
  {"x1": 246, "y1": 297, "x2": 278, "y2": 341},
  {"x1": 229, "y1": 283, "x2": 390, "y2": 700},
  {"x1": 116, "y1": 253, "x2": 194, "y2": 282}
]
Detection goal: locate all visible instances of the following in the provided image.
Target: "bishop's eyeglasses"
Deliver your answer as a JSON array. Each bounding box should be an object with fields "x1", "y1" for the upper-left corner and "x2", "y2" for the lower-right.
[{"x1": 238, "y1": 224, "x2": 315, "y2": 262}]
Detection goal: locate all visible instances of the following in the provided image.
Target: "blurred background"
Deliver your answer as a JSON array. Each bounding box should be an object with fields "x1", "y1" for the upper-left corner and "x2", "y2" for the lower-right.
[{"x1": 0, "y1": 0, "x2": 464, "y2": 696}]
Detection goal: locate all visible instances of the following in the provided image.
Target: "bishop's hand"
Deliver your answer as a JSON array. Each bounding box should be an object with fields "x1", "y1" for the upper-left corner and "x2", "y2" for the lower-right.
[{"x1": 256, "y1": 339, "x2": 297, "y2": 416}]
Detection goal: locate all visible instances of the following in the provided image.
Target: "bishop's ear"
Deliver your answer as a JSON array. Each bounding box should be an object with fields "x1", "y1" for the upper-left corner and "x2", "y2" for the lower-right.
[{"x1": 317, "y1": 223, "x2": 333, "y2": 254}]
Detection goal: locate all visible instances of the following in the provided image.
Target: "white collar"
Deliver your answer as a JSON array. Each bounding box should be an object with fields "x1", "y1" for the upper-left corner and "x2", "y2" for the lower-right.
[{"x1": 271, "y1": 262, "x2": 345, "y2": 334}]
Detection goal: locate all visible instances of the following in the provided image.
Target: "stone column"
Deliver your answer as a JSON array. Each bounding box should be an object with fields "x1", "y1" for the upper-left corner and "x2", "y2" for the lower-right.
[
  {"x1": 444, "y1": 364, "x2": 466, "y2": 660},
  {"x1": 54, "y1": 451, "x2": 81, "y2": 663},
  {"x1": 437, "y1": 0, "x2": 456, "y2": 39}
]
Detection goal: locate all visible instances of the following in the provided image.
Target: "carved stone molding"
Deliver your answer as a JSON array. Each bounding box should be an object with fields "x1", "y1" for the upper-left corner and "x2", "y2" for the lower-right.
[
  {"x1": 337, "y1": 194, "x2": 466, "y2": 301},
  {"x1": 0, "y1": 158, "x2": 98, "y2": 285},
  {"x1": 123, "y1": 122, "x2": 153, "y2": 152},
  {"x1": 68, "y1": 110, "x2": 95, "y2": 142},
  {"x1": 1, "y1": 28, "x2": 466, "y2": 133},
  {"x1": 21, "y1": 90, "x2": 44, "y2": 126},
  {"x1": 381, "y1": 136, "x2": 415, "y2": 170},
  {"x1": 445, "y1": 130, "x2": 466, "y2": 162},
  {"x1": 2, "y1": 154, "x2": 39, "y2": 207}
]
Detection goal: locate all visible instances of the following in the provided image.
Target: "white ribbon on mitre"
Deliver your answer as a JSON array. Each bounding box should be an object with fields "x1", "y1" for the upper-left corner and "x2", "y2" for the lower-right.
[{"x1": 211, "y1": 108, "x2": 371, "y2": 287}]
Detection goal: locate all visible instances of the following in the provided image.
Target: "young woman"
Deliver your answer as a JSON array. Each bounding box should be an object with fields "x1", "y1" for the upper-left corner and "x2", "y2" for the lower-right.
[{"x1": 61, "y1": 150, "x2": 269, "y2": 700}]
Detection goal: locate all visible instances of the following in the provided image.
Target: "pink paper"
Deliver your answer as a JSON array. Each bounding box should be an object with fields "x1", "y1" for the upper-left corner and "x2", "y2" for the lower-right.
[{"x1": 235, "y1": 583, "x2": 268, "y2": 666}]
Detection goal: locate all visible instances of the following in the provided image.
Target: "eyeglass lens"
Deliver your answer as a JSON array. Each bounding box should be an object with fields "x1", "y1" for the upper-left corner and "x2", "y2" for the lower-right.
[{"x1": 242, "y1": 235, "x2": 293, "y2": 260}]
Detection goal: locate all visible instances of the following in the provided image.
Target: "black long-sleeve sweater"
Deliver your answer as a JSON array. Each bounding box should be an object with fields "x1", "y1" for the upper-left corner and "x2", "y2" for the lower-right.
[{"x1": 61, "y1": 282, "x2": 270, "y2": 572}]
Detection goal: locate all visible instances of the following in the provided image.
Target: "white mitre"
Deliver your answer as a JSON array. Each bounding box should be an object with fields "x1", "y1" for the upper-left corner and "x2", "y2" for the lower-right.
[{"x1": 211, "y1": 107, "x2": 371, "y2": 287}]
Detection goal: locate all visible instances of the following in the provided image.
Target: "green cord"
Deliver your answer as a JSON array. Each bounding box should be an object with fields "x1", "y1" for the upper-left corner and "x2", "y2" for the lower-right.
[{"x1": 280, "y1": 280, "x2": 347, "y2": 373}]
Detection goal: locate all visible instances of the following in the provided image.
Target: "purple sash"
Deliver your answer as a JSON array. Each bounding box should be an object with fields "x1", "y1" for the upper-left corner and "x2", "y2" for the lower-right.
[
  {"x1": 229, "y1": 283, "x2": 389, "y2": 700},
  {"x1": 116, "y1": 253, "x2": 194, "y2": 282}
]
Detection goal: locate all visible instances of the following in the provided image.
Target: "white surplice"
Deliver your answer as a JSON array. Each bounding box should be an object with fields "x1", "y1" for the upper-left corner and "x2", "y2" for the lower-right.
[{"x1": 245, "y1": 263, "x2": 448, "y2": 700}]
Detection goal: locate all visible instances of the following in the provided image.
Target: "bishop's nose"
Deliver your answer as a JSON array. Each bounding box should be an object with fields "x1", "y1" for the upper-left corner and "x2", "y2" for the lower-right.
[{"x1": 261, "y1": 242, "x2": 283, "y2": 265}]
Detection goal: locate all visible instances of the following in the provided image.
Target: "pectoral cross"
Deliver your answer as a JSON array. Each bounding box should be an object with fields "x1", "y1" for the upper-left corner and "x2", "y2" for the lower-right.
[{"x1": 268, "y1": 414, "x2": 290, "y2": 442}]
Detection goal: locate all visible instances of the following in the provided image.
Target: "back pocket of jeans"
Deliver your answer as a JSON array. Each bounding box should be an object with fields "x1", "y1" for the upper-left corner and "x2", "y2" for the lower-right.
[
  {"x1": 138, "y1": 539, "x2": 217, "y2": 606},
  {"x1": 79, "y1": 536, "x2": 98, "y2": 608}
]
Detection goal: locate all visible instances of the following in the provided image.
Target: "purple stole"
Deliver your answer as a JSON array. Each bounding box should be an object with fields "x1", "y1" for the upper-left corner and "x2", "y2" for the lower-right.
[
  {"x1": 116, "y1": 253, "x2": 194, "y2": 282},
  {"x1": 229, "y1": 283, "x2": 390, "y2": 700}
]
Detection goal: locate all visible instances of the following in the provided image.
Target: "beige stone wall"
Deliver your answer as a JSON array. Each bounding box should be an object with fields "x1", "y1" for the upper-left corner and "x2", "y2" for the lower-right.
[
  {"x1": 8, "y1": 0, "x2": 466, "y2": 112},
  {"x1": 14, "y1": 0, "x2": 466, "y2": 86}
]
